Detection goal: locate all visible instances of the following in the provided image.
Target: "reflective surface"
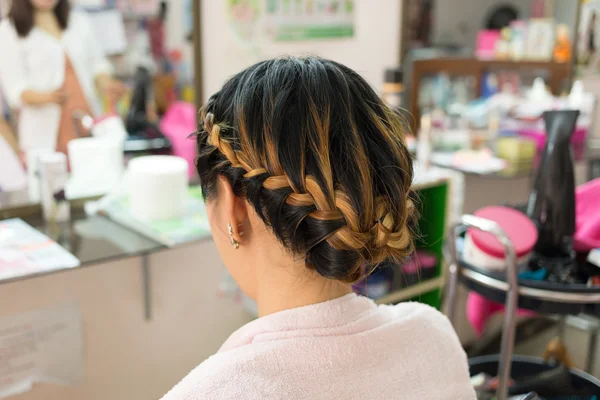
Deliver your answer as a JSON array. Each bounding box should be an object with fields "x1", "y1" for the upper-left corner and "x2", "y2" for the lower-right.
[
  {"x1": 0, "y1": 214, "x2": 164, "y2": 285},
  {"x1": 38, "y1": 215, "x2": 163, "y2": 265}
]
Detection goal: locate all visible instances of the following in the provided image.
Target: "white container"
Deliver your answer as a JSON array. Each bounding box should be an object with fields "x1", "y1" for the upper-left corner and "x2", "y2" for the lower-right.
[
  {"x1": 26, "y1": 148, "x2": 54, "y2": 202},
  {"x1": 39, "y1": 152, "x2": 70, "y2": 223},
  {"x1": 463, "y1": 233, "x2": 532, "y2": 272},
  {"x1": 463, "y1": 206, "x2": 538, "y2": 272},
  {"x1": 91, "y1": 115, "x2": 128, "y2": 142},
  {"x1": 67, "y1": 136, "x2": 124, "y2": 198},
  {"x1": 128, "y1": 156, "x2": 188, "y2": 221}
]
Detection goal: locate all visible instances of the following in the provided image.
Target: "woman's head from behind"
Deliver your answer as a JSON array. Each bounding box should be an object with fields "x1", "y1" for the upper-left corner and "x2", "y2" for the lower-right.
[
  {"x1": 198, "y1": 57, "x2": 416, "y2": 304},
  {"x1": 9, "y1": 0, "x2": 70, "y2": 37}
]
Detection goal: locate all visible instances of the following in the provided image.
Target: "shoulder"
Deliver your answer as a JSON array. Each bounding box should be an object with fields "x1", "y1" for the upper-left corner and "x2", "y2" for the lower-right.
[
  {"x1": 160, "y1": 348, "x2": 273, "y2": 400},
  {"x1": 380, "y1": 301, "x2": 466, "y2": 351},
  {"x1": 381, "y1": 301, "x2": 454, "y2": 328},
  {"x1": 381, "y1": 302, "x2": 472, "y2": 391},
  {"x1": 160, "y1": 356, "x2": 226, "y2": 400}
]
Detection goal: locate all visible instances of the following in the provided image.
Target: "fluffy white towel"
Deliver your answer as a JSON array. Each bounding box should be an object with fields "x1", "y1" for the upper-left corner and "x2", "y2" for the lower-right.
[{"x1": 161, "y1": 293, "x2": 476, "y2": 399}]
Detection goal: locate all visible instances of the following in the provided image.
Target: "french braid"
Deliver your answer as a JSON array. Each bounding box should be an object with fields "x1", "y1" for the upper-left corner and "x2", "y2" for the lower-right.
[{"x1": 196, "y1": 57, "x2": 417, "y2": 283}]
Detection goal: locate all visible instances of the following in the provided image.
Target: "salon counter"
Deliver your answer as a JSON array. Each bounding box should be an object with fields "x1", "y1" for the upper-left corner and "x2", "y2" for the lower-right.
[
  {"x1": 0, "y1": 209, "x2": 253, "y2": 400},
  {"x1": 0, "y1": 184, "x2": 204, "y2": 285}
]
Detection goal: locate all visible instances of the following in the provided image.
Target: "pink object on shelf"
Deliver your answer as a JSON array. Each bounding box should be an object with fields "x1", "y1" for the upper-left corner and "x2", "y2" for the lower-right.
[
  {"x1": 469, "y1": 206, "x2": 537, "y2": 259},
  {"x1": 476, "y1": 30, "x2": 501, "y2": 60},
  {"x1": 530, "y1": 0, "x2": 546, "y2": 18},
  {"x1": 517, "y1": 126, "x2": 588, "y2": 161},
  {"x1": 159, "y1": 102, "x2": 198, "y2": 178},
  {"x1": 574, "y1": 178, "x2": 600, "y2": 252},
  {"x1": 160, "y1": 101, "x2": 197, "y2": 178}
]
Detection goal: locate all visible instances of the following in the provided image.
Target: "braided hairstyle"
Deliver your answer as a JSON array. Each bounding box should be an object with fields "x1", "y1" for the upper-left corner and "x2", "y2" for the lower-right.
[{"x1": 197, "y1": 57, "x2": 417, "y2": 283}]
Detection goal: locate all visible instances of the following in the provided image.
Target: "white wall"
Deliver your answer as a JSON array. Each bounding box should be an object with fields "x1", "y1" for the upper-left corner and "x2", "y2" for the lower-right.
[{"x1": 200, "y1": 0, "x2": 402, "y2": 102}]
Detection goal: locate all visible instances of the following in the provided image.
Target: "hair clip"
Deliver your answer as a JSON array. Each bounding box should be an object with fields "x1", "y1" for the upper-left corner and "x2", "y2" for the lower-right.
[{"x1": 205, "y1": 112, "x2": 215, "y2": 132}]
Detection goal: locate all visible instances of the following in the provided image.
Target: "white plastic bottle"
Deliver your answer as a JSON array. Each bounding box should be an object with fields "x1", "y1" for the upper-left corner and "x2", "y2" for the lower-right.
[{"x1": 39, "y1": 152, "x2": 70, "y2": 223}]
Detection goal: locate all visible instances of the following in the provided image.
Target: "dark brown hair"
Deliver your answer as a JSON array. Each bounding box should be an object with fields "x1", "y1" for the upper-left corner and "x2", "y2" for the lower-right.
[
  {"x1": 197, "y1": 57, "x2": 417, "y2": 283},
  {"x1": 9, "y1": 0, "x2": 70, "y2": 37}
]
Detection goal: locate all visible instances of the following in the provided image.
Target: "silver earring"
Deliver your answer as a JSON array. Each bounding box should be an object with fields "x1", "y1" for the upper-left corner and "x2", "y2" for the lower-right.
[{"x1": 228, "y1": 223, "x2": 239, "y2": 249}]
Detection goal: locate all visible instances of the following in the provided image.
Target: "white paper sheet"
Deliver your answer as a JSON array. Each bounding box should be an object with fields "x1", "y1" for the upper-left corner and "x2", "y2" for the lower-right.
[
  {"x1": 0, "y1": 304, "x2": 84, "y2": 398},
  {"x1": 431, "y1": 152, "x2": 507, "y2": 175},
  {"x1": 0, "y1": 219, "x2": 80, "y2": 281}
]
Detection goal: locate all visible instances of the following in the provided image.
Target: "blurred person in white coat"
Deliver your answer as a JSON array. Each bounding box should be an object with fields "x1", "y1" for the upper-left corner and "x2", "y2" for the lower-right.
[{"x1": 0, "y1": 0, "x2": 124, "y2": 159}]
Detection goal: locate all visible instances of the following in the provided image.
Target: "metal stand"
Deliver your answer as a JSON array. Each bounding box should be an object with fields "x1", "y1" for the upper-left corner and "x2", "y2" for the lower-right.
[{"x1": 445, "y1": 215, "x2": 519, "y2": 400}]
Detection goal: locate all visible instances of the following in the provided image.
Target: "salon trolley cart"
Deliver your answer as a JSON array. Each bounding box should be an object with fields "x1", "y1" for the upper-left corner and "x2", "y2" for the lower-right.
[{"x1": 445, "y1": 214, "x2": 600, "y2": 400}]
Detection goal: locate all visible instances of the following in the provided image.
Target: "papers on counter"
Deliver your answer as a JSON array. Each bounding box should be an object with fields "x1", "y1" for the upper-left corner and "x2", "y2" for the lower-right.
[
  {"x1": 431, "y1": 150, "x2": 507, "y2": 175},
  {"x1": 0, "y1": 219, "x2": 80, "y2": 281}
]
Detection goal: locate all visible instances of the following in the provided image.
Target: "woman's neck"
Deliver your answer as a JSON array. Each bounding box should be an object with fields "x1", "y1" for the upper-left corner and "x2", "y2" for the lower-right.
[
  {"x1": 34, "y1": 9, "x2": 62, "y2": 38},
  {"x1": 253, "y1": 244, "x2": 353, "y2": 317},
  {"x1": 257, "y1": 273, "x2": 353, "y2": 317}
]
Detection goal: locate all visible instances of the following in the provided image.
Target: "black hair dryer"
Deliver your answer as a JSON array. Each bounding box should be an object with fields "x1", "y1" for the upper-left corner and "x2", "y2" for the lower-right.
[{"x1": 527, "y1": 110, "x2": 579, "y2": 259}]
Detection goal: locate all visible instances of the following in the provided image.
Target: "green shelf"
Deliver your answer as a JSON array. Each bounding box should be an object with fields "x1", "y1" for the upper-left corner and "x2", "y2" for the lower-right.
[{"x1": 413, "y1": 181, "x2": 448, "y2": 309}]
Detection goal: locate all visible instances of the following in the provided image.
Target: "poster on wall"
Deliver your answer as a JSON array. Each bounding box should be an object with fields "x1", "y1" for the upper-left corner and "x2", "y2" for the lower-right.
[
  {"x1": 264, "y1": 0, "x2": 355, "y2": 41},
  {"x1": 227, "y1": 0, "x2": 261, "y2": 45},
  {"x1": 578, "y1": 0, "x2": 600, "y2": 76},
  {"x1": 0, "y1": 304, "x2": 83, "y2": 398}
]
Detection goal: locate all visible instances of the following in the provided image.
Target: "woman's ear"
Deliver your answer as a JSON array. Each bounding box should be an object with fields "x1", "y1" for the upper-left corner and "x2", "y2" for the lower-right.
[{"x1": 218, "y1": 176, "x2": 248, "y2": 242}]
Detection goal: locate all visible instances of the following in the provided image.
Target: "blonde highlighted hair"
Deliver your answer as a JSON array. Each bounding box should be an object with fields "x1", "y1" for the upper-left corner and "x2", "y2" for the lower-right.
[{"x1": 196, "y1": 57, "x2": 417, "y2": 283}]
